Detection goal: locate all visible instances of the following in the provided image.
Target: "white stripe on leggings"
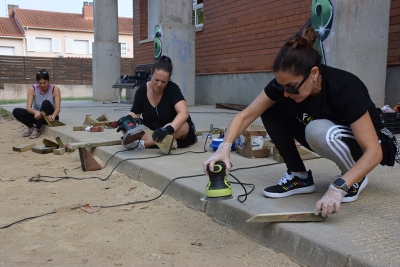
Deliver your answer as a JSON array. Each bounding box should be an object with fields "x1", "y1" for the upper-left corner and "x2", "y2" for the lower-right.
[{"x1": 326, "y1": 125, "x2": 356, "y2": 171}]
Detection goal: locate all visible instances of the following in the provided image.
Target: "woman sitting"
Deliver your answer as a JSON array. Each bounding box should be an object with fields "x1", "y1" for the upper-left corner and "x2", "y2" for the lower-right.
[{"x1": 13, "y1": 69, "x2": 61, "y2": 139}]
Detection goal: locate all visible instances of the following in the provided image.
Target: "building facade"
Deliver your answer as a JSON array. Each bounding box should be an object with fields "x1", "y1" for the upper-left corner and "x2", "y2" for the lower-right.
[{"x1": 0, "y1": 2, "x2": 134, "y2": 58}]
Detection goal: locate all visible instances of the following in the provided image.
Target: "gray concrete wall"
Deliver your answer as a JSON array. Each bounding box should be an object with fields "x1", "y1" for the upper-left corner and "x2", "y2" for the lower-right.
[
  {"x1": 385, "y1": 65, "x2": 400, "y2": 108},
  {"x1": 0, "y1": 84, "x2": 101, "y2": 100},
  {"x1": 92, "y1": 0, "x2": 121, "y2": 101},
  {"x1": 325, "y1": 0, "x2": 391, "y2": 107},
  {"x1": 195, "y1": 72, "x2": 275, "y2": 106}
]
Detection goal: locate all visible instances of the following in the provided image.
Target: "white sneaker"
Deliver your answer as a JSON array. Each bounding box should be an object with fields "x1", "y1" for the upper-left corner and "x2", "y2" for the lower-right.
[{"x1": 122, "y1": 140, "x2": 145, "y2": 150}]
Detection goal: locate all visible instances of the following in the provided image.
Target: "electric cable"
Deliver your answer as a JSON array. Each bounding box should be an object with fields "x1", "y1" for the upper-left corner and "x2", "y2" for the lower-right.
[{"x1": 3, "y1": 128, "x2": 293, "y2": 229}]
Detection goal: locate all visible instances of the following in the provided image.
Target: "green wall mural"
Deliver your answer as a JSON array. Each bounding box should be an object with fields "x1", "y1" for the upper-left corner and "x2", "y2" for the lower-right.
[
  {"x1": 154, "y1": 25, "x2": 162, "y2": 59},
  {"x1": 311, "y1": 0, "x2": 334, "y2": 64}
]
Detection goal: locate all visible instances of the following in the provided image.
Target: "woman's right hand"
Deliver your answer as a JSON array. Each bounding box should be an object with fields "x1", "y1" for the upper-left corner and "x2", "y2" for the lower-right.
[
  {"x1": 34, "y1": 111, "x2": 42, "y2": 120},
  {"x1": 203, "y1": 142, "x2": 232, "y2": 175}
]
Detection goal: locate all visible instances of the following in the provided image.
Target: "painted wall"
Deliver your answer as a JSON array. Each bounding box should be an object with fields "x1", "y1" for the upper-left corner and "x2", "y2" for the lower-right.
[
  {"x1": 0, "y1": 38, "x2": 24, "y2": 56},
  {"x1": 25, "y1": 28, "x2": 133, "y2": 58},
  {"x1": 1, "y1": 83, "x2": 96, "y2": 100}
]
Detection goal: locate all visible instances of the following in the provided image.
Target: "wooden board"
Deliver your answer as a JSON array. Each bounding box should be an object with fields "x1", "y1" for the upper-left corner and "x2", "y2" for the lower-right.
[
  {"x1": 215, "y1": 102, "x2": 248, "y2": 111},
  {"x1": 65, "y1": 139, "x2": 122, "y2": 150},
  {"x1": 143, "y1": 129, "x2": 174, "y2": 155},
  {"x1": 246, "y1": 212, "x2": 325, "y2": 223},
  {"x1": 53, "y1": 147, "x2": 66, "y2": 155},
  {"x1": 32, "y1": 145, "x2": 55, "y2": 154},
  {"x1": 12, "y1": 143, "x2": 35, "y2": 152},
  {"x1": 96, "y1": 114, "x2": 110, "y2": 122},
  {"x1": 55, "y1": 136, "x2": 65, "y2": 148},
  {"x1": 73, "y1": 126, "x2": 86, "y2": 131},
  {"x1": 42, "y1": 138, "x2": 59, "y2": 148},
  {"x1": 41, "y1": 111, "x2": 65, "y2": 127}
]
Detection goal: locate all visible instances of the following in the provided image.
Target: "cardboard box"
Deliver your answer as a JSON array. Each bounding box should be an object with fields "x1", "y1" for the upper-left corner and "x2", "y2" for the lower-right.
[{"x1": 235, "y1": 125, "x2": 271, "y2": 158}]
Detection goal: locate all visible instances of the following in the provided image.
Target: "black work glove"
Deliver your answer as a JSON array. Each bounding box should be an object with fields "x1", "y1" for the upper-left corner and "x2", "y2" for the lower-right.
[{"x1": 152, "y1": 125, "x2": 174, "y2": 142}]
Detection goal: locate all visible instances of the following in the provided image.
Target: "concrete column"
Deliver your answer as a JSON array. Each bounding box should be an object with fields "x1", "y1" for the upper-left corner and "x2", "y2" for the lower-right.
[
  {"x1": 324, "y1": 0, "x2": 391, "y2": 107},
  {"x1": 92, "y1": 0, "x2": 121, "y2": 101},
  {"x1": 159, "y1": 0, "x2": 195, "y2": 106}
]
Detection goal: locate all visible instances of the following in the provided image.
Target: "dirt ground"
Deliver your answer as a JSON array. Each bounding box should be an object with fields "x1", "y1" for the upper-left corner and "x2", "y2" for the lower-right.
[{"x1": 0, "y1": 113, "x2": 300, "y2": 267}]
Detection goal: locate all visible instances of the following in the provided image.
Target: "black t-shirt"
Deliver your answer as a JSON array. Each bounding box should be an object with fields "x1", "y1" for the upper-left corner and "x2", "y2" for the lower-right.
[
  {"x1": 264, "y1": 64, "x2": 383, "y2": 129},
  {"x1": 131, "y1": 81, "x2": 188, "y2": 130}
]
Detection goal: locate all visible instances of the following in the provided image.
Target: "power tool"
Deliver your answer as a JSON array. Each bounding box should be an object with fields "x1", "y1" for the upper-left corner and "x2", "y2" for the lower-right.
[
  {"x1": 116, "y1": 115, "x2": 147, "y2": 145},
  {"x1": 203, "y1": 161, "x2": 233, "y2": 201}
]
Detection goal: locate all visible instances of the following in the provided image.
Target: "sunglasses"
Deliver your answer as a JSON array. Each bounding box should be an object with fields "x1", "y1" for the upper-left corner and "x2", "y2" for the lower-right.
[
  {"x1": 272, "y1": 69, "x2": 311, "y2": 94},
  {"x1": 36, "y1": 70, "x2": 47, "y2": 75}
]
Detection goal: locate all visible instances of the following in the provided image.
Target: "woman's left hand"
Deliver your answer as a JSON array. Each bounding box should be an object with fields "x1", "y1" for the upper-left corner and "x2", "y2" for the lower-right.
[
  {"x1": 314, "y1": 184, "x2": 347, "y2": 217},
  {"x1": 48, "y1": 115, "x2": 55, "y2": 122}
]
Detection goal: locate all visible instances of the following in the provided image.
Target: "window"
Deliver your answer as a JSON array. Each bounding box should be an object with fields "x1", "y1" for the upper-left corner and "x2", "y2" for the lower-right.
[
  {"x1": 148, "y1": 0, "x2": 159, "y2": 38},
  {"x1": 192, "y1": 0, "x2": 203, "y2": 27},
  {"x1": 65, "y1": 39, "x2": 93, "y2": 54},
  {"x1": 27, "y1": 37, "x2": 61, "y2": 53},
  {"x1": 120, "y1": 42, "x2": 127, "y2": 56},
  {"x1": 0, "y1": 46, "x2": 15, "y2": 56}
]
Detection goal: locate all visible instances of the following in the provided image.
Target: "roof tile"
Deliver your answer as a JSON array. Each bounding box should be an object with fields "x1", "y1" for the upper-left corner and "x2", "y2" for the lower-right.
[
  {"x1": 0, "y1": 17, "x2": 24, "y2": 37},
  {"x1": 13, "y1": 8, "x2": 132, "y2": 33}
]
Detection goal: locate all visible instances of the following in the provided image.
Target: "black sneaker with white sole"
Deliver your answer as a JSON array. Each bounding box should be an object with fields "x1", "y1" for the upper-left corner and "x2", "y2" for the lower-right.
[
  {"x1": 342, "y1": 176, "x2": 368, "y2": 203},
  {"x1": 263, "y1": 170, "x2": 316, "y2": 198}
]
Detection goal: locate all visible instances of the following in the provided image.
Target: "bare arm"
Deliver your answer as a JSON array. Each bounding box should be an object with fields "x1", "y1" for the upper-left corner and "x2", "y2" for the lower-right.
[
  {"x1": 26, "y1": 86, "x2": 36, "y2": 114},
  {"x1": 342, "y1": 111, "x2": 382, "y2": 186},
  {"x1": 49, "y1": 86, "x2": 61, "y2": 122},
  {"x1": 170, "y1": 100, "x2": 189, "y2": 129}
]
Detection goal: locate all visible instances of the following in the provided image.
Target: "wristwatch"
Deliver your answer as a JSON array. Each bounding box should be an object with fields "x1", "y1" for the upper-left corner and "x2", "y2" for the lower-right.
[{"x1": 332, "y1": 177, "x2": 349, "y2": 192}]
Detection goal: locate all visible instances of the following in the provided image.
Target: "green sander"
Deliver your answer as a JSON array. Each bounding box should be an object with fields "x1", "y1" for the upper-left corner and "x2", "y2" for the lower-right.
[{"x1": 203, "y1": 161, "x2": 233, "y2": 201}]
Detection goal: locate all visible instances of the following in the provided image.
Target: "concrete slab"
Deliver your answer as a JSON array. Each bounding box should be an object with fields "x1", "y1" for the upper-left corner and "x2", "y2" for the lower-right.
[{"x1": 2, "y1": 100, "x2": 400, "y2": 267}]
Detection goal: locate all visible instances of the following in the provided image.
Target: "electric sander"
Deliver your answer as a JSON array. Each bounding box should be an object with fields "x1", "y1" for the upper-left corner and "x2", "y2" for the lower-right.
[
  {"x1": 202, "y1": 161, "x2": 233, "y2": 201},
  {"x1": 116, "y1": 115, "x2": 147, "y2": 145}
]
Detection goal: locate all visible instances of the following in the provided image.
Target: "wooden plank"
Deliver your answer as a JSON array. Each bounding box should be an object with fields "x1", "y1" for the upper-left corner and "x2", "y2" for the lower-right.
[
  {"x1": 215, "y1": 102, "x2": 247, "y2": 111},
  {"x1": 96, "y1": 114, "x2": 110, "y2": 122},
  {"x1": 42, "y1": 138, "x2": 59, "y2": 148},
  {"x1": 12, "y1": 143, "x2": 35, "y2": 152},
  {"x1": 53, "y1": 147, "x2": 66, "y2": 155},
  {"x1": 65, "y1": 139, "x2": 122, "y2": 150},
  {"x1": 73, "y1": 126, "x2": 87, "y2": 131},
  {"x1": 55, "y1": 136, "x2": 65, "y2": 148},
  {"x1": 83, "y1": 116, "x2": 99, "y2": 125},
  {"x1": 41, "y1": 111, "x2": 66, "y2": 127},
  {"x1": 246, "y1": 212, "x2": 325, "y2": 223},
  {"x1": 143, "y1": 129, "x2": 173, "y2": 155},
  {"x1": 32, "y1": 145, "x2": 55, "y2": 154}
]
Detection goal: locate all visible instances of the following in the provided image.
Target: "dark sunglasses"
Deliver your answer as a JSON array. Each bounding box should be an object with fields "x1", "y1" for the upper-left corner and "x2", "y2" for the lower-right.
[
  {"x1": 36, "y1": 70, "x2": 47, "y2": 75},
  {"x1": 272, "y1": 69, "x2": 311, "y2": 94}
]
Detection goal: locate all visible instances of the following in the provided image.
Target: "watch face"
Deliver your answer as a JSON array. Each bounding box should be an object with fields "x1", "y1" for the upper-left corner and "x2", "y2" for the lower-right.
[
  {"x1": 334, "y1": 178, "x2": 345, "y2": 187},
  {"x1": 334, "y1": 178, "x2": 348, "y2": 191}
]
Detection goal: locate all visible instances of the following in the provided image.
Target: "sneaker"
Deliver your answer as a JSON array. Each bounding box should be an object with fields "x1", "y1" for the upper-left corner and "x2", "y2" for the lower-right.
[
  {"x1": 122, "y1": 140, "x2": 145, "y2": 150},
  {"x1": 342, "y1": 176, "x2": 368, "y2": 203},
  {"x1": 263, "y1": 170, "x2": 315, "y2": 198}
]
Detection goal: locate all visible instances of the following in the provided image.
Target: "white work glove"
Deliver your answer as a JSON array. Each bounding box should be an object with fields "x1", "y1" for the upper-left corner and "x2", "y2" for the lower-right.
[
  {"x1": 314, "y1": 184, "x2": 347, "y2": 217},
  {"x1": 203, "y1": 142, "x2": 232, "y2": 175}
]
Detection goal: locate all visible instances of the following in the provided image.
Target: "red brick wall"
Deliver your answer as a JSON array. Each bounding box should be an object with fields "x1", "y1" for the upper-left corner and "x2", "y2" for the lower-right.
[
  {"x1": 133, "y1": 0, "x2": 154, "y2": 66},
  {"x1": 195, "y1": 0, "x2": 312, "y2": 74},
  {"x1": 389, "y1": 0, "x2": 400, "y2": 65}
]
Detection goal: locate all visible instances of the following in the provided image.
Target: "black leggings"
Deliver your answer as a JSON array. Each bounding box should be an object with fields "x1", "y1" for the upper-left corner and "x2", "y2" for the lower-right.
[
  {"x1": 261, "y1": 99, "x2": 363, "y2": 173},
  {"x1": 12, "y1": 100, "x2": 58, "y2": 130}
]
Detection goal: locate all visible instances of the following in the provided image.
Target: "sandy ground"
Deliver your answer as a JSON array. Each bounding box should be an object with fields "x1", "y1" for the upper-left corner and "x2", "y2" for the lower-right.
[{"x1": 0, "y1": 113, "x2": 300, "y2": 267}]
